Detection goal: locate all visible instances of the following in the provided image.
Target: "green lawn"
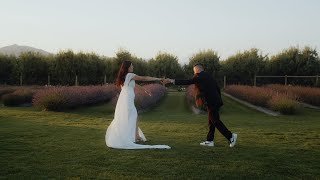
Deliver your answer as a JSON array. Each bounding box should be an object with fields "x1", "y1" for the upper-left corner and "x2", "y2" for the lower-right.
[{"x1": 0, "y1": 92, "x2": 319, "y2": 179}]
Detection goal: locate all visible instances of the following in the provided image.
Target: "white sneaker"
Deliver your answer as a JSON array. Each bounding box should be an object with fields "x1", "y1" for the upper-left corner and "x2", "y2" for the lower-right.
[
  {"x1": 200, "y1": 141, "x2": 214, "y2": 147},
  {"x1": 229, "y1": 133, "x2": 238, "y2": 147}
]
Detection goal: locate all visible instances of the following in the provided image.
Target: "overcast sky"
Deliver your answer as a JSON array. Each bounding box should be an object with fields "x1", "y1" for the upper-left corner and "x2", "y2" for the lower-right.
[{"x1": 1, "y1": 0, "x2": 319, "y2": 64}]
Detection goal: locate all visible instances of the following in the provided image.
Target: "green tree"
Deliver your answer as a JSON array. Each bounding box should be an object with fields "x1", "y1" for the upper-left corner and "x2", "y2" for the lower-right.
[
  {"x1": 51, "y1": 50, "x2": 77, "y2": 85},
  {"x1": 18, "y1": 52, "x2": 49, "y2": 85},
  {"x1": 114, "y1": 49, "x2": 149, "y2": 79},
  {"x1": 149, "y1": 52, "x2": 184, "y2": 78},
  {"x1": 267, "y1": 46, "x2": 320, "y2": 85},
  {"x1": 221, "y1": 48, "x2": 267, "y2": 85},
  {"x1": 188, "y1": 50, "x2": 220, "y2": 78},
  {"x1": 0, "y1": 54, "x2": 16, "y2": 84}
]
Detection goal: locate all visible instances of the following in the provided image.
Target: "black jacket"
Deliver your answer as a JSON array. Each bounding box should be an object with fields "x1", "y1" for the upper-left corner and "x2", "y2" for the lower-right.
[{"x1": 175, "y1": 71, "x2": 223, "y2": 108}]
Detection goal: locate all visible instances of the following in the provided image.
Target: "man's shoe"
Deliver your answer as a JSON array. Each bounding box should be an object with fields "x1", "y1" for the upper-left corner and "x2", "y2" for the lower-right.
[
  {"x1": 229, "y1": 133, "x2": 238, "y2": 147},
  {"x1": 200, "y1": 141, "x2": 214, "y2": 147}
]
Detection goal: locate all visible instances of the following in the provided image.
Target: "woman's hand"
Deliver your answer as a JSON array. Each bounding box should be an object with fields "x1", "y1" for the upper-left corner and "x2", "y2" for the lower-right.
[
  {"x1": 133, "y1": 75, "x2": 162, "y2": 81},
  {"x1": 161, "y1": 78, "x2": 174, "y2": 85}
]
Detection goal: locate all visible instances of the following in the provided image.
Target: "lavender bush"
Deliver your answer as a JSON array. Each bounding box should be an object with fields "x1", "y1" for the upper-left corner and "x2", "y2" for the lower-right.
[
  {"x1": 0, "y1": 87, "x2": 16, "y2": 99},
  {"x1": 2, "y1": 89, "x2": 37, "y2": 106},
  {"x1": 266, "y1": 84, "x2": 320, "y2": 106},
  {"x1": 225, "y1": 85, "x2": 300, "y2": 114},
  {"x1": 135, "y1": 84, "x2": 166, "y2": 110},
  {"x1": 112, "y1": 84, "x2": 167, "y2": 111},
  {"x1": 0, "y1": 86, "x2": 43, "y2": 102},
  {"x1": 33, "y1": 85, "x2": 119, "y2": 111}
]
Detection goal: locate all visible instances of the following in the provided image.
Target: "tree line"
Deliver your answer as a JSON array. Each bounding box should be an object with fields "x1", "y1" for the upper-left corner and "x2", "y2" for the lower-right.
[{"x1": 0, "y1": 46, "x2": 319, "y2": 86}]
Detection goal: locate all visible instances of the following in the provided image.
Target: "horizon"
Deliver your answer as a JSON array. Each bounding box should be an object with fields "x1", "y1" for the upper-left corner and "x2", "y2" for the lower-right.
[
  {"x1": 1, "y1": 43, "x2": 317, "y2": 64},
  {"x1": 1, "y1": 0, "x2": 319, "y2": 64}
]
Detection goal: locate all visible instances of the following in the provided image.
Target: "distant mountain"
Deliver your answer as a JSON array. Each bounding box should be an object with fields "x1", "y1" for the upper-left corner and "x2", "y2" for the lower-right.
[{"x1": 0, "y1": 44, "x2": 51, "y2": 56}]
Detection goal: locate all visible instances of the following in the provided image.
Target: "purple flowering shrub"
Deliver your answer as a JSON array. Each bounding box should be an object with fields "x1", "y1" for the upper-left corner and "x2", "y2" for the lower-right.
[
  {"x1": 135, "y1": 84, "x2": 166, "y2": 110},
  {"x1": 0, "y1": 86, "x2": 43, "y2": 103},
  {"x1": 112, "y1": 84, "x2": 167, "y2": 111},
  {"x1": 266, "y1": 84, "x2": 320, "y2": 106},
  {"x1": 33, "y1": 85, "x2": 119, "y2": 111},
  {"x1": 225, "y1": 85, "x2": 301, "y2": 114},
  {"x1": 0, "y1": 87, "x2": 16, "y2": 99},
  {"x1": 2, "y1": 88, "x2": 37, "y2": 106}
]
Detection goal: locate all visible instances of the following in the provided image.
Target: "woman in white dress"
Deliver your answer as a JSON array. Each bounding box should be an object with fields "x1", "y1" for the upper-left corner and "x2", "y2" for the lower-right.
[{"x1": 105, "y1": 61, "x2": 171, "y2": 149}]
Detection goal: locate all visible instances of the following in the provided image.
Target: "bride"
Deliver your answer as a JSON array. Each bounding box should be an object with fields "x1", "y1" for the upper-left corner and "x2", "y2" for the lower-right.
[{"x1": 105, "y1": 60, "x2": 171, "y2": 149}]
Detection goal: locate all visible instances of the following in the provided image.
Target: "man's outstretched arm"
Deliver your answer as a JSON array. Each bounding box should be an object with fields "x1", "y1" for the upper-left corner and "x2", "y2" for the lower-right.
[
  {"x1": 173, "y1": 79, "x2": 195, "y2": 85},
  {"x1": 163, "y1": 77, "x2": 197, "y2": 85}
]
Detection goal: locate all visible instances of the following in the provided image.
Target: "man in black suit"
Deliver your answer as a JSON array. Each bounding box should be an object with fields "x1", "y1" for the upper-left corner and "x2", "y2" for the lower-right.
[{"x1": 163, "y1": 64, "x2": 237, "y2": 147}]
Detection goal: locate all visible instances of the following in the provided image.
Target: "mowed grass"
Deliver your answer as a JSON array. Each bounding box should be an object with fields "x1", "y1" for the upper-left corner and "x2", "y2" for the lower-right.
[{"x1": 0, "y1": 92, "x2": 319, "y2": 179}]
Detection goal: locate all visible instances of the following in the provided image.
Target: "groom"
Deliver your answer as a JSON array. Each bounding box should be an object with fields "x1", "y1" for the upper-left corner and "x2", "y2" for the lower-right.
[{"x1": 163, "y1": 64, "x2": 237, "y2": 147}]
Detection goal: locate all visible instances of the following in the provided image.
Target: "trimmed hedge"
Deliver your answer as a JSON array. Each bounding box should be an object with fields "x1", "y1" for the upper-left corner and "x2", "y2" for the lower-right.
[
  {"x1": 225, "y1": 85, "x2": 301, "y2": 114},
  {"x1": 2, "y1": 89, "x2": 35, "y2": 106},
  {"x1": 266, "y1": 84, "x2": 320, "y2": 106},
  {"x1": 112, "y1": 84, "x2": 167, "y2": 111},
  {"x1": 33, "y1": 85, "x2": 119, "y2": 111}
]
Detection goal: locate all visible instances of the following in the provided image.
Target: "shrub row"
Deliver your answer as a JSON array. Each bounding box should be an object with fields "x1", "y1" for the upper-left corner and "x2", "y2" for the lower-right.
[
  {"x1": 1, "y1": 86, "x2": 43, "y2": 106},
  {"x1": 265, "y1": 84, "x2": 320, "y2": 106},
  {"x1": 3, "y1": 89, "x2": 35, "y2": 106},
  {"x1": 112, "y1": 84, "x2": 167, "y2": 111},
  {"x1": 225, "y1": 85, "x2": 300, "y2": 114},
  {"x1": 32, "y1": 85, "x2": 119, "y2": 111},
  {"x1": 135, "y1": 84, "x2": 166, "y2": 110}
]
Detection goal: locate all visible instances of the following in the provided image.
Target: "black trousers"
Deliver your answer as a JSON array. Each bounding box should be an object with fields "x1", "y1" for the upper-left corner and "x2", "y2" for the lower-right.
[{"x1": 206, "y1": 105, "x2": 232, "y2": 142}]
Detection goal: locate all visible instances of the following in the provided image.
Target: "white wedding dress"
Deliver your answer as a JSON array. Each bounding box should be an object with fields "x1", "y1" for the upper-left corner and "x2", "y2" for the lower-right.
[{"x1": 105, "y1": 73, "x2": 170, "y2": 149}]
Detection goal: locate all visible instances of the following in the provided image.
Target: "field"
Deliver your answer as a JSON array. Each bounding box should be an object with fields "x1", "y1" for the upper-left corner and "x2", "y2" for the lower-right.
[{"x1": 1, "y1": 92, "x2": 319, "y2": 179}]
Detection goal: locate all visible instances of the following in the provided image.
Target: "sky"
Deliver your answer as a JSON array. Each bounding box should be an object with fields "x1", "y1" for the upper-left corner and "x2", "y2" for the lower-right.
[{"x1": 0, "y1": 0, "x2": 319, "y2": 64}]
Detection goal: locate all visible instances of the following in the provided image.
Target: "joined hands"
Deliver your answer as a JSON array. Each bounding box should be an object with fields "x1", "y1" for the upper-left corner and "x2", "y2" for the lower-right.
[{"x1": 160, "y1": 78, "x2": 174, "y2": 85}]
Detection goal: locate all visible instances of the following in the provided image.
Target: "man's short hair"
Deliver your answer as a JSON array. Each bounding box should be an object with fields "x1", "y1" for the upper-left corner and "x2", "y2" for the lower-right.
[{"x1": 193, "y1": 63, "x2": 204, "y2": 69}]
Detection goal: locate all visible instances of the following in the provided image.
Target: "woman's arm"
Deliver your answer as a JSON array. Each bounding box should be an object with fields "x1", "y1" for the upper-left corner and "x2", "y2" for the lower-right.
[{"x1": 132, "y1": 75, "x2": 162, "y2": 81}]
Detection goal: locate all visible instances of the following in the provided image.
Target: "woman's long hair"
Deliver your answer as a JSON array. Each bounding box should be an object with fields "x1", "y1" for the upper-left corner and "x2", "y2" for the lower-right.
[
  {"x1": 194, "y1": 83, "x2": 205, "y2": 107},
  {"x1": 193, "y1": 74, "x2": 205, "y2": 107},
  {"x1": 116, "y1": 61, "x2": 132, "y2": 88}
]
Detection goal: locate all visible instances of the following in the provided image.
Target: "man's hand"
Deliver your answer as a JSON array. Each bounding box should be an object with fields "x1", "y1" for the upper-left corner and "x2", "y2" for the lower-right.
[{"x1": 161, "y1": 78, "x2": 174, "y2": 85}]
